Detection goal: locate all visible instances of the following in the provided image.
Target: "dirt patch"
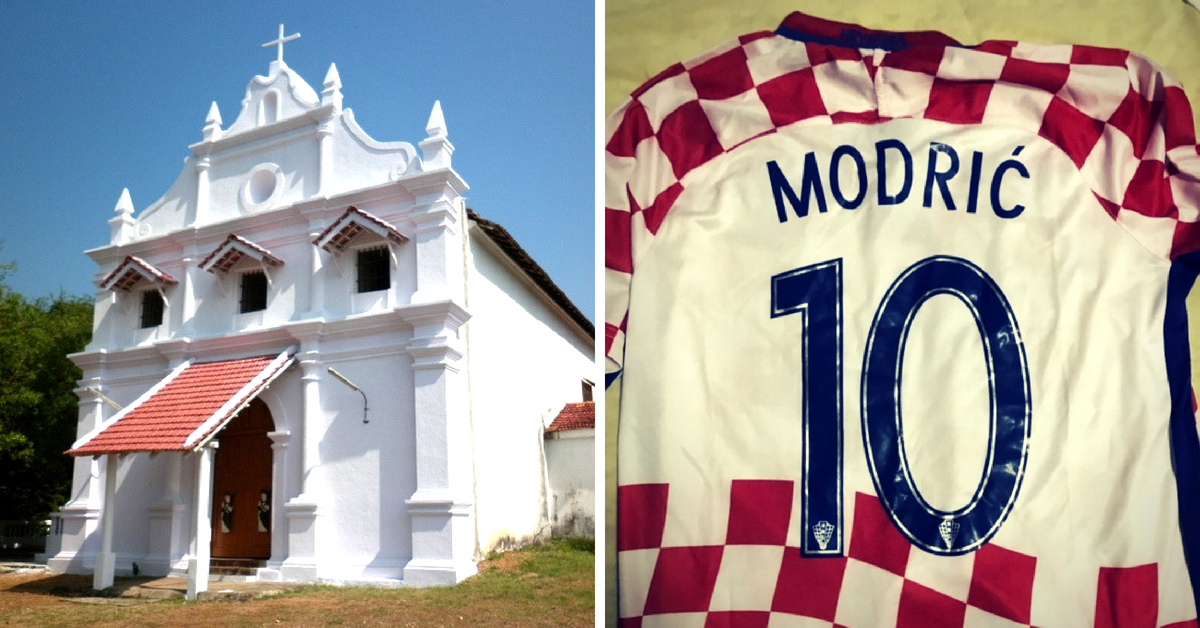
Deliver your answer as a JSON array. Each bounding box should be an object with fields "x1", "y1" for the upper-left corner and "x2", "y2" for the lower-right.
[{"x1": 481, "y1": 550, "x2": 526, "y2": 574}]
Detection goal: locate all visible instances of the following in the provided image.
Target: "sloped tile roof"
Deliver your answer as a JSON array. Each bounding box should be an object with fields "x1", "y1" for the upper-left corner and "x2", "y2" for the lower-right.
[
  {"x1": 100, "y1": 255, "x2": 178, "y2": 292},
  {"x1": 313, "y1": 206, "x2": 408, "y2": 253},
  {"x1": 67, "y1": 352, "x2": 293, "y2": 456},
  {"x1": 199, "y1": 234, "x2": 284, "y2": 274},
  {"x1": 467, "y1": 209, "x2": 594, "y2": 339},
  {"x1": 546, "y1": 401, "x2": 595, "y2": 432}
]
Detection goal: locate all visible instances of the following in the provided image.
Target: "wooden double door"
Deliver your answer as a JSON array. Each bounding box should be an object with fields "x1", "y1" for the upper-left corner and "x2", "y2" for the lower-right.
[{"x1": 211, "y1": 399, "x2": 273, "y2": 559}]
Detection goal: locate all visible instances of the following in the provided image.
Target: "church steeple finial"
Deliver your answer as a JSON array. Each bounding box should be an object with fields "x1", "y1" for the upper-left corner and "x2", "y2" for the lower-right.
[
  {"x1": 109, "y1": 188, "x2": 135, "y2": 245},
  {"x1": 262, "y1": 24, "x2": 301, "y2": 68},
  {"x1": 420, "y1": 101, "x2": 454, "y2": 169},
  {"x1": 322, "y1": 63, "x2": 343, "y2": 111},
  {"x1": 203, "y1": 102, "x2": 223, "y2": 141},
  {"x1": 425, "y1": 100, "x2": 447, "y2": 138}
]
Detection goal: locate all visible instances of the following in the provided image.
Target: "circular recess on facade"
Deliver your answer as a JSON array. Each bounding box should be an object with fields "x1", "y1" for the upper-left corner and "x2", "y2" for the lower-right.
[{"x1": 242, "y1": 163, "x2": 283, "y2": 211}]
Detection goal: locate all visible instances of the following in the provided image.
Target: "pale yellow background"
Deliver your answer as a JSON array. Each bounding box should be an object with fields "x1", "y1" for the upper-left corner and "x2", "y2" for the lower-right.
[{"x1": 605, "y1": 1, "x2": 1200, "y2": 624}]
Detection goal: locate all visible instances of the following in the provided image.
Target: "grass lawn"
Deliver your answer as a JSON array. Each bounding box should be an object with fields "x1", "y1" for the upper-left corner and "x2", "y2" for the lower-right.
[{"x1": 0, "y1": 538, "x2": 594, "y2": 628}]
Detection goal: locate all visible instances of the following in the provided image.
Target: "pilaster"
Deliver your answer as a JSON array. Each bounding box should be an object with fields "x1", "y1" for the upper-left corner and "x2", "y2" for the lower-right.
[
  {"x1": 194, "y1": 156, "x2": 212, "y2": 227},
  {"x1": 178, "y1": 245, "x2": 201, "y2": 334},
  {"x1": 302, "y1": 222, "x2": 328, "y2": 318},
  {"x1": 49, "y1": 376, "x2": 108, "y2": 574},
  {"x1": 409, "y1": 196, "x2": 465, "y2": 305},
  {"x1": 263, "y1": 429, "x2": 292, "y2": 578},
  {"x1": 317, "y1": 118, "x2": 335, "y2": 197},
  {"x1": 281, "y1": 351, "x2": 323, "y2": 580},
  {"x1": 399, "y1": 299, "x2": 476, "y2": 584}
]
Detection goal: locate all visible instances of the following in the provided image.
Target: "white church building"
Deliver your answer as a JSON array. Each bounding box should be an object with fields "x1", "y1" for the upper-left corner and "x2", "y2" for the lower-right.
[{"x1": 41, "y1": 28, "x2": 595, "y2": 596}]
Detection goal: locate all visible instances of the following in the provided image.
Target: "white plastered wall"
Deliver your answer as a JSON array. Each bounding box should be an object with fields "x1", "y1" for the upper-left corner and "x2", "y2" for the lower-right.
[
  {"x1": 463, "y1": 227, "x2": 595, "y2": 552},
  {"x1": 545, "y1": 428, "x2": 596, "y2": 537},
  {"x1": 309, "y1": 329, "x2": 418, "y2": 581}
]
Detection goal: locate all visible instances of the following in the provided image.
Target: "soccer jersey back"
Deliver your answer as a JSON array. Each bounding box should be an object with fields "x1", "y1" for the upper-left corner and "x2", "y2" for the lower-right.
[{"x1": 607, "y1": 13, "x2": 1200, "y2": 627}]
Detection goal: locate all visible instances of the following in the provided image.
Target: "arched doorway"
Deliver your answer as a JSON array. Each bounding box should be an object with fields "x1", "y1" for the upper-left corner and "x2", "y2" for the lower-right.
[{"x1": 211, "y1": 398, "x2": 273, "y2": 559}]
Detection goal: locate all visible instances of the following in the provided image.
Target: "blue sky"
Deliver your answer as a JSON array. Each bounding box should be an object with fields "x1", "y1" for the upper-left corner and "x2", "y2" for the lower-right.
[{"x1": 0, "y1": 1, "x2": 596, "y2": 323}]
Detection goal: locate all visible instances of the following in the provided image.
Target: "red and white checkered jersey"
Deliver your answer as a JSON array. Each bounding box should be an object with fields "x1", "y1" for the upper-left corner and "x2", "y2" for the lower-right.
[{"x1": 607, "y1": 12, "x2": 1200, "y2": 627}]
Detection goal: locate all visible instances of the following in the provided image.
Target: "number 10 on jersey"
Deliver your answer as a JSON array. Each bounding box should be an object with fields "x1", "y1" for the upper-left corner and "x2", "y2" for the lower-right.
[{"x1": 771, "y1": 256, "x2": 1032, "y2": 557}]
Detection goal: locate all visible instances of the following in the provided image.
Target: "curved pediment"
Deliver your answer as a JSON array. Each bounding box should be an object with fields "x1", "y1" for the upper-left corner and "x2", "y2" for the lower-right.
[
  {"x1": 222, "y1": 61, "x2": 321, "y2": 137},
  {"x1": 101, "y1": 47, "x2": 456, "y2": 242}
]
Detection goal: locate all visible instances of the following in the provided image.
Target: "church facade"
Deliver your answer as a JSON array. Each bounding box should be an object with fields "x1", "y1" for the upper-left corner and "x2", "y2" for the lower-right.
[{"x1": 41, "y1": 29, "x2": 595, "y2": 595}]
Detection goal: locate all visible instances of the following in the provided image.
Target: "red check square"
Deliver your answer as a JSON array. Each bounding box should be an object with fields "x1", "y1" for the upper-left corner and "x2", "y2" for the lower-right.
[
  {"x1": 690, "y1": 47, "x2": 755, "y2": 101},
  {"x1": 726, "y1": 479, "x2": 793, "y2": 546},
  {"x1": 847, "y1": 492, "x2": 911, "y2": 577},
  {"x1": 966, "y1": 543, "x2": 1037, "y2": 624},
  {"x1": 1122, "y1": 159, "x2": 1177, "y2": 219},
  {"x1": 1038, "y1": 96, "x2": 1105, "y2": 168},
  {"x1": 618, "y1": 484, "x2": 669, "y2": 551},
  {"x1": 926, "y1": 78, "x2": 994, "y2": 125},
  {"x1": 897, "y1": 580, "x2": 967, "y2": 628},
  {"x1": 757, "y1": 68, "x2": 828, "y2": 128},
  {"x1": 771, "y1": 548, "x2": 847, "y2": 621},
  {"x1": 1094, "y1": 563, "x2": 1158, "y2": 628},
  {"x1": 644, "y1": 546, "x2": 725, "y2": 615},
  {"x1": 657, "y1": 100, "x2": 724, "y2": 180}
]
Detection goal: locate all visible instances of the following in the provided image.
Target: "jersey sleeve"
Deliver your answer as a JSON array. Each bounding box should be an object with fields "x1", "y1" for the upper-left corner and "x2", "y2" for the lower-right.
[
  {"x1": 604, "y1": 98, "x2": 640, "y2": 386},
  {"x1": 1158, "y1": 70, "x2": 1200, "y2": 260},
  {"x1": 1064, "y1": 48, "x2": 1200, "y2": 260},
  {"x1": 603, "y1": 35, "x2": 776, "y2": 387}
]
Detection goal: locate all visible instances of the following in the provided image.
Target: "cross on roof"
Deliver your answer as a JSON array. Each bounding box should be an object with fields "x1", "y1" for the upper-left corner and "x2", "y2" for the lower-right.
[{"x1": 262, "y1": 24, "x2": 300, "y2": 64}]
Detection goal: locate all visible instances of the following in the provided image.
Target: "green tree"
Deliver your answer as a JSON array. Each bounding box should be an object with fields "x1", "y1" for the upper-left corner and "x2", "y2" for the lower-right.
[{"x1": 0, "y1": 258, "x2": 93, "y2": 521}]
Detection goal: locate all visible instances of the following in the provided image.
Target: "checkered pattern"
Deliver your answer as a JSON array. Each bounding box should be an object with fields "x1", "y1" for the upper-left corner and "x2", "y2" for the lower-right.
[
  {"x1": 604, "y1": 11, "x2": 1200, "y2": 379},
  {"x1": 618, "y1": 483, "x2": 1199, "y2": 627}
]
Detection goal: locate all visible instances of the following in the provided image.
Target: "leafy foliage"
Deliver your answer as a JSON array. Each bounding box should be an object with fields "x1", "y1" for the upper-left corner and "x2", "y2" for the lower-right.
[{"x1": 0, "y1": 258, "x2": 93, "y2": 520}]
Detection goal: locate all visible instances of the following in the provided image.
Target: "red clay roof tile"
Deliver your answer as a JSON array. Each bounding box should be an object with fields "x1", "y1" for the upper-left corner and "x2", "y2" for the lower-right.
[
  {"x1": 199, "y1": 234, "x2": 284, "y2": 274},
  {"x1": 546, "y1": 401, "x2": 595, "y2": 432},
  {"x1": 100, "y1": 255, "x2": 178, "y2": 292},
  {"x1": 466, "y1": 209, "x2": 594, "y2": 339},
  {"x1": 67, "y1": 353, "x2": 292, "y2": 456},
  {"x1": 313, "y1": 206, "x2": 408, "y2": 253}
]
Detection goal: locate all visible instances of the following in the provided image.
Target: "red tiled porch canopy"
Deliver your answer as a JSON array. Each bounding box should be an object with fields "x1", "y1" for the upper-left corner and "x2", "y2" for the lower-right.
[{"x1": 67, "y1": 351, "x2": 294, "y2": 456}]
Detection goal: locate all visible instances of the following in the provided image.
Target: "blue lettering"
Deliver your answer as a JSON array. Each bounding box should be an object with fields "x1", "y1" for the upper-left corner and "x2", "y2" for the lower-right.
[
  {"x1": 768, "y1": 160, "x2": 801, "y2": 222},
  {"x1": 990, "y1": 147, "x2": 1029, "y2": 219},
  {"x1": 923, "y1": 142, "x2": 960, "y2": 210},
  {"x1": 800, "y1": 152, "x2": 829, "y2": 216},
  {"x1": 830, "y1": 145, "x2": 867, "y2": 210},
  {"x1": 966, "y1": 151, "x2": 983, "y2": 214},
  {"x1": 876, "y1": 139, "x2": 912, "y2": 206},
  {"x1": 768, "y1": 142, "x2": 1028, "y2": 221},
  {"x1": 768, "y1": 154, "x2": 827, "y2": 222}
]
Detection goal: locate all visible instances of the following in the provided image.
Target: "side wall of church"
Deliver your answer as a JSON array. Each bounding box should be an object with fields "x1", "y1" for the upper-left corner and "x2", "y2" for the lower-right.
[{"x1": 462, "y1": 228, "x2": 595, "y2": 553}]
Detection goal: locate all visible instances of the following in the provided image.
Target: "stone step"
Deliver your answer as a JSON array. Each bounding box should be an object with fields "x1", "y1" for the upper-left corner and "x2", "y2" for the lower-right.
[{"x1": 209, "y1": 558, "x2": 266, "y2": 576}]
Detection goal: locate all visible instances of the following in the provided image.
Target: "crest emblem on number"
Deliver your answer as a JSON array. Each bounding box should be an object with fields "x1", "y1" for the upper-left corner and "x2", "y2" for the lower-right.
[
  {"x1": 812, "y1": 520, "x2": 834, "y2": 550},
  {"x1": 938, "y1": 519, "x2": 960, "y2": 549}
]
